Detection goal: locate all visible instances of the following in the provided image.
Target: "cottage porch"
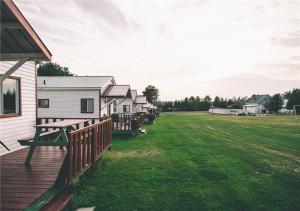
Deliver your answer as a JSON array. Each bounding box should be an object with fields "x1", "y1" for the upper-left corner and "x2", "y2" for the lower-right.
[
  {"x1": 1, "y1": 118, "x2": 113, "y2": 210},
  {"x1": 0, "y1": 146, "x2": 66, "y2": 210}
]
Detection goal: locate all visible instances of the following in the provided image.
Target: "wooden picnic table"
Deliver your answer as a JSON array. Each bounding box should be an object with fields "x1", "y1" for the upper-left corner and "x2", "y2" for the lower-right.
[{"x1": 19, "y1": 119, "x2": 88, "y2": 166}]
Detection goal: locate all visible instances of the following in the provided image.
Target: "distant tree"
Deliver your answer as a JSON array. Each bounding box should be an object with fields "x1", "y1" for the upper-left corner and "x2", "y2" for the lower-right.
[
  {"x1": 285, "y1": 89, "x2": 300, "y2": 109},
  {"x1": 213, "y1": 96, "x2": 221, "y2": 107},
  {"x1": 203, "y1": 95, "x2": 212, "y2": 110},
  {"x1": 267, "y1": 94, "x2": 283, "y2": 114},
  {"x1": 142, "y1": 85, "x2": 159, "y2": 103},
  {"x1": 38, "y1": 62, "x2": 74, "y2": 76},
  {"x1": 195, "y1": 96, "x2": 201, "y2": 110}
]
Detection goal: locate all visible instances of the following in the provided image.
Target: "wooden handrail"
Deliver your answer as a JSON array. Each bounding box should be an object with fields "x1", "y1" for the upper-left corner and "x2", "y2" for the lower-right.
[{"x1": 67, "y1": 118, "x2": 112, "y2": 182}]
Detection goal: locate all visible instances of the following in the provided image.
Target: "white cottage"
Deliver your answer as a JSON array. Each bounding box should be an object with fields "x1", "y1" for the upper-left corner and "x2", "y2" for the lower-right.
[
  {"x1": 0, "y1": 0, "x2": 52, "y2": 155},
  {"x1": 134, "y1": 95, "x2": 148, "y2": 112},
  {"x1": 115, "y1": 89, "x2": 137, "y2": 114},
  {"x1": 37, "y1": 76, "x2": 131, "y2": 119}
]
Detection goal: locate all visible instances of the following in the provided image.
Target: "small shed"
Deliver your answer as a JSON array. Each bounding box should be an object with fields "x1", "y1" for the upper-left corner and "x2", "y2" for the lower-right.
[{"x1": 243, "y1": 95, "x2": 271, "y2": 114}]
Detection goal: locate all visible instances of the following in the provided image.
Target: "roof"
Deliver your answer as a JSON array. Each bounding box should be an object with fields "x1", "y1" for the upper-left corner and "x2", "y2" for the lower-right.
[
  {"x1": 37, "y1": 76, "x2": 115, "y2": 89},
  {"x1": 134, "y1": 96, "x2": 147, "y2": 104},
  {"x1": 0, "y1": 0, "x2": 52, "y2": 61},
  {"x1": 142, "y1": 103, "x2": 152, "y2": 108},
  {"x1": 246, "y1": 95, "x2": 271, "y2": 105},
  {"x1": 131, "y1": 90, "x2": 137, "y2": 101},
  {"x1": 103, "y1": 85, "x2": 131, "y2": 98}
]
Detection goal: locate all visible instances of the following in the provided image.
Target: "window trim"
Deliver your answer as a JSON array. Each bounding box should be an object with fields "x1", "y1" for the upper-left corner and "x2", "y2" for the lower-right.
[
  {"x1": 123, "y1": 105, "x2": 130, "y2": 113},
  {"x1": 0, "y1": 76, "x2": 22, "y2": 118},
  {"x1": 38, "y1": 99, "x2": 49, "y2": 108},
  {"x1": 81, "y1": 98, "x2": 94, "y2": 113}
]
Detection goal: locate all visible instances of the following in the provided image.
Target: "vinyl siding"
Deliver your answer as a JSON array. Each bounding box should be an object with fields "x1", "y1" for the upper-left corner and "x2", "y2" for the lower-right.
[
  {"x1": 0, "y1": 61, "x2": 36, "y2": 156},
  {"x1": 117, "y1": 99, "x2": 133, "y2": 113},
  {"x1": 38, "y1": 90, "x2": 100, "y2": 118}
]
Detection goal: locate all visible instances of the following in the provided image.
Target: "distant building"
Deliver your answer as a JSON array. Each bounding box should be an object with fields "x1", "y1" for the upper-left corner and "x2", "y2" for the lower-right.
[{"x1": 243, "y1": 94, "x2": 271, "y2": 114}]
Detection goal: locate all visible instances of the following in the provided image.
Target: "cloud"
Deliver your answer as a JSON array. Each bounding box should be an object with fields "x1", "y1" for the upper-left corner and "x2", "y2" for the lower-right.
[
  {"x1": 271, "y1": 31, "x2": 300, "y2": 47},
  {"x1": 14, "y1": 0, "x2": 300, "y2": 100},
  {"x1": 74, "y1": 0, "x2": 128, "y2": 31}
]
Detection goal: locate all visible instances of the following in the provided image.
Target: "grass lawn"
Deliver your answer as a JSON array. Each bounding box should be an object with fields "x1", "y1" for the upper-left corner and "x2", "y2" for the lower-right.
[{"x1": 73, "y1": 112, "x2": 300, "y2": 210}]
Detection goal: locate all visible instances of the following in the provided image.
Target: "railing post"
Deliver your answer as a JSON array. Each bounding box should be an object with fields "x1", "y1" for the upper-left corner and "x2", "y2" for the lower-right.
[
  {"x1": 91, "y1": 126, "x2": 97, "y2": 170},
  {"x1": 68, "y1": 133, "x2": 73, "y2": 183}
]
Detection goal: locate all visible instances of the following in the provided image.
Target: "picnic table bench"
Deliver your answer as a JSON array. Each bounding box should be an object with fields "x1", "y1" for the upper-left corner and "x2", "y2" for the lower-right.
[{"x1": 18, "y1": 119, "x2": 88, "y2": 166}]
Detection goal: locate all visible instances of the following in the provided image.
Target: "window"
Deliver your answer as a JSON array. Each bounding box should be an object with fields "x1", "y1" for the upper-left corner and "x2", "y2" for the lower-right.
[
  {"x1": 81, "y1": 98, "x2": 94, "y2": 113},
  {"x1": 123, "y1": 105, "x2": 130, "y2": 113},
  {"x1": 0, "y1": 77, "x2": 21, "y2": 117},
  {"x1": 38, "y1": 99, "x2": 49, "y2": 108}
]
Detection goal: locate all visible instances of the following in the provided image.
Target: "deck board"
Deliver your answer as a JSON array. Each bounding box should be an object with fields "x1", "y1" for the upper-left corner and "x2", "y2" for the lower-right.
[{"x1": 0, "y1": 146, "x2": 66, "y2": 210}]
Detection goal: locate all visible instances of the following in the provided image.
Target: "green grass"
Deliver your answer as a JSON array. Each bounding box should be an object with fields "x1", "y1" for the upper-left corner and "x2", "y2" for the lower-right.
[{"x1": 73, "y1": 112, "x2": 300, "y2": 210}]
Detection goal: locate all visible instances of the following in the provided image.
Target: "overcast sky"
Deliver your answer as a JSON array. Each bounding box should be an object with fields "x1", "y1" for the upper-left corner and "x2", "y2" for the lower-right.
[{"x1": 16, "y1": 0, "x2": 300, "y2": 100}]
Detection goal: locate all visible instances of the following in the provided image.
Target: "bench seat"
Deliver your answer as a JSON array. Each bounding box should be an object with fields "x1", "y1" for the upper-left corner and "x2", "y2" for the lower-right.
[{"x1": 18, "y1": 130, "x2": 60, "y2": 145}]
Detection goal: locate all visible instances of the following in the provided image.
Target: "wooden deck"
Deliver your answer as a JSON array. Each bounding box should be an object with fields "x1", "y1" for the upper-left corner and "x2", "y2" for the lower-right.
[{"x1": 0, "y1": 146, "x2": 66, "y2": 210}]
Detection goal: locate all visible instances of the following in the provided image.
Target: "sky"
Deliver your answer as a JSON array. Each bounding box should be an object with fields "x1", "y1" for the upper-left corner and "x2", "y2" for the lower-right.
[{"x1": 15, "y1": 0, "x2": 300, "y2": 100}]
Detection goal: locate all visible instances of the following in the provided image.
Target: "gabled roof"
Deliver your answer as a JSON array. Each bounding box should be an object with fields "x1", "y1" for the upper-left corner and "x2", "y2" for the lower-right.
[
  {"x1": 0, "y1": 0, "x2": 52, "y2": 61},
  {"x1": 131, "y1": 89, "x2": 137, "y2": 101},
  {"x1": 246, "y1": 94, "x2": 271, "y2": 105},
  {"x1": 142, "y1": 103, "x2": 152, "y2": 108},
  {"x1": 134, "y1": 96, "x2": 147, "y2": 104},
  {"x1": 37, "y1": 76, "x2": 115, "y2": 89},
  {"x1": 103, "y1": 85, "x2": 131, "y2": 98}
]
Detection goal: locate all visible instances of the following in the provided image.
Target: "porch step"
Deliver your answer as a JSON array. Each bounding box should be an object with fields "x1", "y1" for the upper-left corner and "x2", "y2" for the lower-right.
[{"x1": 41, "y1": 192, "x2": 73, "y2": 211}]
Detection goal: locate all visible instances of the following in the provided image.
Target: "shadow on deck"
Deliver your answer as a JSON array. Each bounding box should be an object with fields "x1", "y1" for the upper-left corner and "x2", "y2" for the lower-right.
[{"x1": 0, "y1": 146, "x2": 66, "y2": 210}]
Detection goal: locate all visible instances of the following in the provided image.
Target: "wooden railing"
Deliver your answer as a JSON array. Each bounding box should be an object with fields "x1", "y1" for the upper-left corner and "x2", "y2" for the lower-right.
[
  {"x1": 67, "y1": 119, "x2": 112, "y2": 182},
  {"x1": 111, "y1": 114, "x2": 140, "y2": 131},
  {"x1": 37, "y1": 118, "x2": 104, "y2": 132},
  {"x1": 144, "y1": 113, "x2": 155, "y2": 123},
  {"x1": 135, "y1": 113, "x2": 144, "y2": 128}
]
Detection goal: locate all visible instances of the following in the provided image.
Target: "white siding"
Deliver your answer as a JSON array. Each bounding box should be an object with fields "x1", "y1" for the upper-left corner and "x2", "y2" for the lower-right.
[
  {"x1": 100, "y1": 98, "x2": 110, "y2": 116},
  {"x1": 38, "y1": 90, "x2": 100, "y2": 118},
  {"x1": 100, "y1": 79, "x2": 115, "y2": 116},
  {"x1": 0, "y1": 61, "x2": 36, "y2": 156},
  {"x1": 209, "y1": 108, "x2": 243, "y2": 115},
  {"x1": 243, "y1": 104, "x2": 264, "y2": 114},
  {"x1": 117, "y1": 99, "x2": 133, "y2": 114},
  {"x1": 133, "y1": 104, "x2": 143, "y2": 113}
]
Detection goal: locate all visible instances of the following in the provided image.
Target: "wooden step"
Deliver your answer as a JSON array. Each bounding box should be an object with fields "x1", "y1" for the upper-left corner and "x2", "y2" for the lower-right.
[{"x1": 41, "y1": 192, "x2": 73, "y2": 211}]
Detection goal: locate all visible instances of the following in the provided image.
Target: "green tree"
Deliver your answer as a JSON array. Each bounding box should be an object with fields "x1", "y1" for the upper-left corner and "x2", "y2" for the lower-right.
[
  {"x1": 267, "y1": 93, "x2": 283, "y2": 114},
  {"x1": 203, "y1": 95, "x2": 212, "y2": 110},
  {"x1": 38, "y1": 62, "x2": 74, "y2": 76},
  {"x1": 142, "y1": 85, "x2": 159, "y2": 103},
  {"x1": 213, "y1": 96, "x2": 221, "y2": 107},
  {"x1": 284, "y1": 89, "x2": 300, "y2": 109}
]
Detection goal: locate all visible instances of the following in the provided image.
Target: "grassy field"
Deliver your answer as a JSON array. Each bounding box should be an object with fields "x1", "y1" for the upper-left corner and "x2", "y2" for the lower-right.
[{"x1": 73, "y1": 112, "x2": 300, "y2": 210}]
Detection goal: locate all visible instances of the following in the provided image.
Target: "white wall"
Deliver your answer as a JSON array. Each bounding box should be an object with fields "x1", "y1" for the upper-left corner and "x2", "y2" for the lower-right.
[
  {"x1": 243, "y1": 105, "x2": 264, "y2": 114},
  {"x1": 133, "y1": 104, "x2": 143, "y2": 113},
  {"x1": 38, "y1": 90, "x2": 100, "y2": 118},
  {"x1": 116, "y1": 99, "x2": 133, "y2": 114},
  {"x1": 0, "y1": 61, "x2": 36, "y2": 156},
  {"x1": 209, "y1": 108, "x2": 243, "y2": 115},
  {"x1": 100, "y1": 98, "x2": 112, "y2": 116}
]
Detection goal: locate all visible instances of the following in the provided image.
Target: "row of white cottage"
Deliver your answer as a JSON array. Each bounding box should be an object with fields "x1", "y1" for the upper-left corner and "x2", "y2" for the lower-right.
[
  {"x1": 0, "y1": 0, "x2": 154, "y2": 155},
  {"x1": 37, "y1": 76, "x2": 153, "y2": 119}
]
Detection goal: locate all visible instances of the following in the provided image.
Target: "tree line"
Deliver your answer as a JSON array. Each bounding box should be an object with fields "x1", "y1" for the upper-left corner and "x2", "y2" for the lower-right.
[
  {"x1": 157, "y1": 96, "x2": 247, "y2": 112},
  {"x1": 158, "y1": 89, "x2": 300, "y2": 113}
]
